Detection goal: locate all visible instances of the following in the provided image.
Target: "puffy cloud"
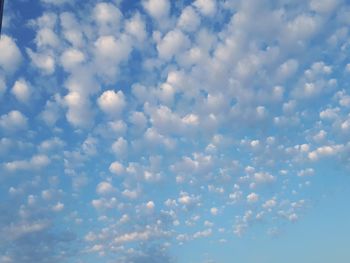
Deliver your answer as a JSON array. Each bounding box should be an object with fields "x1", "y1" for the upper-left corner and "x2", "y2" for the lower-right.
[
  {"x1": 146, "y1": 201, "x2": 155, "y2": 210},
  {"x1": 253, "y1": 172, "x2": 275, "y2": 184},
  {"x1": 27, "y1": 49, "x2": 55, "y2": 75},
  {"x1": 112, "y1": 137, "x2": 128, "y2": 157},
  {"x1": 0, "y1": 75, "x2": 6, "y2": 96},
  {"x1": 310, "y1": 0, "x2": 339, "y2": 14},
  {"x1": 60, "y1": 49, "x2": 85, "y2": 71},
  {"x1": 0, "y1": 111, "x2": 27, "y2": 132},
  {"x1": 52, "y1": 202, "x2": 65, "y2": 212},
  {"x1": 308, "y1": 145, "x2": 343, "y2": 161},
  {"x1": 157, "y1": 30, "x2": 191, "y2": 60},
  {"x1": 35, "y1": 28, "x2": 59, "y2": 48},
  {"x1": 247, "y1": 193, "x2": 259, "y2": 203},
  {"x1": 11, "y1": 78, "x2": 31, "y2": 103},
  {"x1": 297, "y1": 168, "x2": 315, "y2": 177},
  {"x1": 177, "y1": 6, "x2": 201, "y2": 32},
  {"x1": 93, "y1": 2, "x2": 122, "y2": 34},
  {"x1": 109, "y1": 161, "x2": 124, "y2": 176},
  {"x1": 94, "y1": 35, "x2": 132, "y2": 80},
  {"x1": 4, "y1": 154, "x2": 50, "y2": 172},
  {"x1": 64, "y1": 91, "x2": 94, "y2": 128},
  {"x1": 125, "y1": 13, "x2": 147, "y2": 43},
  {"x1": 143, "y1": 0, "x2": 170, "y2": 20},
  {"x1": 0, "y1": 36, "x2": 22, "y2": 73},
  {"x1": 97, "y1": 90, "x2": 126, "y2": 117},
  {"x1": 96, "y1": 181, "x2": 116, "y2": 196},
  {"x1": 210, "y1": 207, "x2": 218, "y2": 216},
  {"x1": 193, "y1": 0, "x2": 217, "y2": 16}
]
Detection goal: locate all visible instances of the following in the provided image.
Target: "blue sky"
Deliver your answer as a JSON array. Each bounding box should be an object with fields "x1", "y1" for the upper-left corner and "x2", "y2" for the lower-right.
[{"x1": 0, "y1": 0, "x2": 350, "y2": 262}]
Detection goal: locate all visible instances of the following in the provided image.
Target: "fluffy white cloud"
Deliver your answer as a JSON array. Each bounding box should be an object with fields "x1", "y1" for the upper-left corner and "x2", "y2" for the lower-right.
[
  {"x1": 94, "y1": 35, "x2": 132, "y2": 80},
  {"x1": 0, "y1": 111, "x2": 27, "y2": 132},
  {"x1": 125, "y1": 13, "x2": 147, "y2": 43},
  {"x1": 60, "y1": 49, "x2": 85, "y2": 71},
  {"x1": 64, "y1": 91, "x2": 94, "y2": 128},
  {"x1": 193, "y1": 0, "x2": 217, "y2": 16},
  {"x1": 143, "y1": 0, "x2": 170, "y2": 20},
  {"x1": 35, "y1": 28, "x2": 59, "y2": 48},
  {"x1": 27, "y1": 49, "x2": 55, "y2": 75},
  {"x1": 93, "y1": 2, "x2": 122, "y2": 34},
  {"x1": 4, "y1": 154, "x2": 50, "y2": 172},
  {"x1": 0, "y1": 75, "x2": 6, "y2": 96},
  {"x1": 109, "y1": 161, "x2": 124, "y2": 176},
  {"x1": 247, "y1": 193, "x2": 259, "y2": 203},
  {"x1": 310, "y1": 0, "x2": 339, "y2": 13},
  {"x1": 11, "y1": 78, "x2": 31, "y2": 103},
  {"x1": 177, "y1": 6, "x2": 201, "y2": 32},
  {"x1": 157, "y1": 30, "x2": 190, "y2": 60},
  {"x1": 97, "y1": 90, "x2": 126, "y2": 117},
  {"x1": 96, "y1": 181, "x2": 115, "y2": 196},
  {"x1": 0, "y1": 36, "x2": 22, "y2": 73},
  {"x1": 112, "y1": 137, "x2": 128, "y2": 157}
]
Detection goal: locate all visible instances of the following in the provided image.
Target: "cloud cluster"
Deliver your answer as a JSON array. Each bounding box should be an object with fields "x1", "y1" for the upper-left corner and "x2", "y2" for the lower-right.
[{"x1": 1, "y1": 0, "x2": 349, "y2": 262}]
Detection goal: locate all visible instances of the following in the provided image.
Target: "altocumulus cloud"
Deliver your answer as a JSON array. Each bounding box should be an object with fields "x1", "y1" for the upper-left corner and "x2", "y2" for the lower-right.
[{"x1": 0, "y1": 0, "x2": 350, "y2": 262}]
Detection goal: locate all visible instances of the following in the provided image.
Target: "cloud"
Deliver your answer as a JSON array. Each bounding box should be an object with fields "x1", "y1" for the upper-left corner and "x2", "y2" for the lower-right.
[
  {"x1": 0, "y1": 111, "x2": 28, "y2": 132},
  {"x1": 27, "y1": 49, "x2": 55, "y2": 75},
  {"x1": 4, "y1": 154, "x2": 50, "y2": 172},
  {"x1": 60, "y1": 49, "x2": 85, "y2": 71},
  {"x1": 193, "y1": 0, "x2": 217, "y2": 16},
  {"x1": 96, "y1": 181, "x2": 116, "y2": 196},
  {"x1": 0, "y1": 36, "x2": 22, "y2": 73},
  {"x1": 11, "y1": 78, "x2": 31, "y2": 103},
  {"x1": 64, "y1": 91, "x2": 94, "y2": 128},
  {"x1": 143, "y1": 0, "x2": 170, "y2": 20},
  {"x1": 247, "y1": 193, "x2": 259, "y2": 203},
  {"x1": 157, "y1": 29, "x2": 190, "y2": 60},
  {"x1": 97, "y1": 90, "x2": 126, "y2": 117}
]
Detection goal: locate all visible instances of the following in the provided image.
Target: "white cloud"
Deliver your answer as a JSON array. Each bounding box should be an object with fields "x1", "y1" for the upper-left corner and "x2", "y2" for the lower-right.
[
  {"x1": 297, "y1": 168, "x2": 315, "y2": 177},
  {"x1": 35, "y1": 28, "x2": 59, "y2": 48},
  {"x1": 254, "y1": 172, "x2": 275, "y2": 184},
  {"x1": 97, "y1": 90, "x2": 126, "y2": 117},
  {"x1": 157, "y1": 29, "x2": 190, "y2": 60},
  {"x1": 52, "y1": 202, "x2": 64, "y2": 212},
  {"x1": 4, "y1": 154, "x2": 50, "y2": 172},
  {"x1": 94, "y1": 35, "x2": 132, "y2": 80},
  {"x1": 129, "y1": 111, "x2": 148, "y2": 130},
  {"x1": 143, "y1": 0, "x2": 170, "y2": 20},
  {"x1": 27, "y1": 49, "x2": 55, "y2": 75},
  {"x1": 177, "y1": 6, "x2": 201, "y2": 32},
  {"x1": 112, "y1": 137, "x2": 128, "y2": 157},
  {"x1": 60, "y1": 12, "x2": 83, "y2": 47},
  {"x1": 308, "y1": 145, "x2": 343, "y2": 161},
  {"x1": 11, "y1": 78, "x2": 31, "y2": 103},
  {"x1": 310, "y1": 0, "x2": 339, "y2": 14},
  {"x1": 0, "y1": 36, "x2": 22, "y2": 73},
  {"x1": 146, "y1": 201, "x2": 155, "y2": 210},
  {"x1": 0, "y1": 111, "x2": 27, "y2": 132},
  {"x1": 210, "y1": 207, "x2": 218, "y2": 216},
  {"x1": 93, "y1": 2, "x2": 122, "y2": 34},
  {"x1": 64, "y1": 91, "x2": 94, "y2": 128},
  {"x1": 96, "y1": 181, "x2": 115, "y2": 196},
  {"x1": 125, "y1": 13, "x2": 147, "y2": 43},
  {"x1": 193, "y1": 0, "x2": 217, "y2": 16},
  {"x1": 109, "y1": 161, "x2": 124, "y2": 176},
  {"x1": 247, "y1": 193, "x2": 259, "y2": 203},
  {"x1": 0, "y1": 75, "x2": 6, "y2": 96},
  {"x1": 60, "y1": 49, "x2": 85, "y2": 71}
]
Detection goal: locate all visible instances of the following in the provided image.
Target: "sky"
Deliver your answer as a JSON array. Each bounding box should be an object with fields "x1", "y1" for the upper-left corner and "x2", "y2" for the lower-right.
[{"x1": 0, "y1": 0, "x2": 350, "y2": 262}]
